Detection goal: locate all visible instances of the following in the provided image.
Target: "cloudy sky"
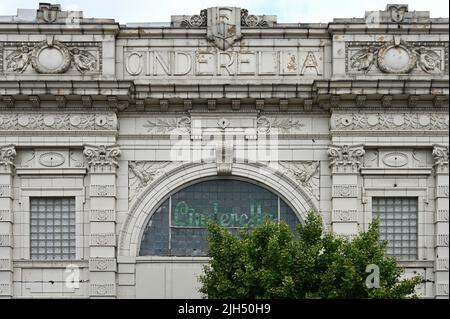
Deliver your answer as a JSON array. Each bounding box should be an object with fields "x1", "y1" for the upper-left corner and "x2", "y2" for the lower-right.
[{"x1": 0, "y1": 0, "x2": 448, "y2": 23}]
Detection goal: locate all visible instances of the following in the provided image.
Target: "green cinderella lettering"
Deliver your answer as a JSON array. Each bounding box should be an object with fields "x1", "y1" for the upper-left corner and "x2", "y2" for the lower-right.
[{"x1": 172, "y1": 201, "x2": 276, "y2": 228}]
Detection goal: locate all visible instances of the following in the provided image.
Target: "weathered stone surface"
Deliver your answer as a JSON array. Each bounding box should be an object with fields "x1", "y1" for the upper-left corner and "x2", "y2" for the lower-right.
[{"x1": 0, "y1": 3, "x2": 448, "y2": 299}]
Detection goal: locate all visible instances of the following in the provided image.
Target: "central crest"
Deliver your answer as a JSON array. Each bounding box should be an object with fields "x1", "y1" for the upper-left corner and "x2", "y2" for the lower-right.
[{"x1": 206, "y1": 7, "x2": 242, "y2": 51}]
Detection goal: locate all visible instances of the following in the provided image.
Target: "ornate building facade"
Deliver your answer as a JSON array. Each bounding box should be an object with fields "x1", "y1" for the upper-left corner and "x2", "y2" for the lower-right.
[{"x1": 0, "y1": 3, "x2": 448, "y2": 298}]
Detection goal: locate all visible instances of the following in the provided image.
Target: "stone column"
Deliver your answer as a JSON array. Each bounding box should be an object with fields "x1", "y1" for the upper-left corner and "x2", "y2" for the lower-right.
[
  {"x1": 432, "y1": 144, "x2": 449, "y2": 299},
  {"x1": 84, "y1": 145, "x2": 121, "y2": 299},
  {"x1": 328, "y1": 144, "x2": 365, "y2": 238},
  {"x1": 0, "y1": 145, "x2": 16, "y2": 298}
]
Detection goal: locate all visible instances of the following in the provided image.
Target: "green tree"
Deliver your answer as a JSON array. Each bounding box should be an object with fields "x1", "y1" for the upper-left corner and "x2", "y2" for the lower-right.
[{"x1": 198, "y1": 212, "x2": 422, "y2": 299}]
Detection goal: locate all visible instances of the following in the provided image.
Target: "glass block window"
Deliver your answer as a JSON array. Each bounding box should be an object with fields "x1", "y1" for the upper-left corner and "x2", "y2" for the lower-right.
[
  {"x1": 372, "y1": 197, "x2": 418, "y2": 260},
  {"x1": 139, "y1": 179, "x2": 301, "y2": 257},
  {"x1": 30, "y1": 197, "x2": 76, "y2": 260}
]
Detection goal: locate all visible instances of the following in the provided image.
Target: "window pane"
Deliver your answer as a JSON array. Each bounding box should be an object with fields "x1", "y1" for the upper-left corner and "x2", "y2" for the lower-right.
[
  {"x1": 372, "y1": 197, "x2": 418, "y2": 260},
  {"x1": 30, "y1": 197, "x2": 76, "y2": 260},
  {"x1": 139, "y1": 180, "x2": 300, "y2": 257}
]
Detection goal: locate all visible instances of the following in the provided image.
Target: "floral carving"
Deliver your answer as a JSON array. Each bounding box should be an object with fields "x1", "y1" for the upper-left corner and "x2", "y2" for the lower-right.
[
  {"x1": 328, "y1": 144, "x2": 365, "y2": 171},
  {"x1": 180, "y1": 9, "x2": 207, "y2": 27},
  {"x1": 334, "y1": 113, "x2": 449, "y2": 131},
  {"x1": 129, "y1": 161, "x2": 172, "y2": 202},
  {"x1": 0, "y1": 113, "x2": 116, "y2": 131},
  {"x1": 433, "y1": 145, "x2": 449, "y2": 172},
  {"x1": 257, "y1": 116, "x2": 304, "y2": 134},
  {"x1": 241, "y1": 9, "x2": 269, "y2": 27},
  {"x1": 278, "y1": 161, "x2": 320, "y2": 200},
  {"x1": 83, "y1": 145, "x2": 121, "y2": 168},
  {"x1": 0, "y1": 145, "x2": 16, "y2": 169},
  {"x1": 143, "y1": 116, "x2": 191, "y2": 134}
]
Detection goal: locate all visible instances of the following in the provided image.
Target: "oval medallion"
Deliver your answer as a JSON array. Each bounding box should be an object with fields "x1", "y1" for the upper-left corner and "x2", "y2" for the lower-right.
[
  {"x1": 382, "y1": 152, "x2": 408, "y2": 167},
  {"x1": 38, "y1": 152, "x2": 65, "y2": 167}
]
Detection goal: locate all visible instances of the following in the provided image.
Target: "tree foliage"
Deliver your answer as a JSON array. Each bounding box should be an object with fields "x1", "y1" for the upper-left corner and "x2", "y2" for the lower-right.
[{"x1": 198, "y1": 212, "x2": 422, "y2": 299}]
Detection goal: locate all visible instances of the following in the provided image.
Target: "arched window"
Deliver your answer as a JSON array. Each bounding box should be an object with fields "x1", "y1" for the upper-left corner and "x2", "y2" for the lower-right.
[{"x1": 139, "y1": 179, "x2": 301, "y2": 257}]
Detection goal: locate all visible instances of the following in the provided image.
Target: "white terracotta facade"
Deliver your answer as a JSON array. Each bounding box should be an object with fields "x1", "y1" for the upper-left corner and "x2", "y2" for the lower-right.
[{"x1": 0, "y1": 3, "x2": 448, "y2": 298}]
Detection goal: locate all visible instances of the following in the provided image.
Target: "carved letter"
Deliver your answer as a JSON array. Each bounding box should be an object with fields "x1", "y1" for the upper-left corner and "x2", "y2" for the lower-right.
[
  {"x1": 125, "y1": 52, "x2": 143, "y2": 75},
  {"x1": 174, "y1": 52, "x2": 192, "y2": 75},
  {"x1": 301, "y1": 51, "x2": 322, "y2": 75},
  {"x1": 218, "y1": 52, "x2": 235, "y2": 75}
]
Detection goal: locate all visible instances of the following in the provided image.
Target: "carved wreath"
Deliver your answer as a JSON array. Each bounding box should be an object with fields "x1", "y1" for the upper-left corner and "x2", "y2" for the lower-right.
[
  {"x1": 6, "y1": 40, "x2": 97, "y2": 74},
  {"x1": 350, "y1": 41, "x2": 442, "y2": 74}
]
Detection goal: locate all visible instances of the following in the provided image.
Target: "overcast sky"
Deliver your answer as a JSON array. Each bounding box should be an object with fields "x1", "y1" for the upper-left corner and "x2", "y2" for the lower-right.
[{"x1": 0, "y1": 0, "x2": 448, "y2": 23}]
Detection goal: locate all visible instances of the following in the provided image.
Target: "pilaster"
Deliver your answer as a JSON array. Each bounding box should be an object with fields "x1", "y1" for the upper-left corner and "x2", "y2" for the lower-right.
[
  {"x1": 432, "y1": 144, "x2": 449, "y2": 299},
  {"x1": 0, "y1": 145, "x2": 16, "y2": 298},
  {"x1": 329, "y1": 144, "x2": 365, "y2": 237},
  {"x1": 84, "y1": 144, "x2": 121, "y2": 299}
]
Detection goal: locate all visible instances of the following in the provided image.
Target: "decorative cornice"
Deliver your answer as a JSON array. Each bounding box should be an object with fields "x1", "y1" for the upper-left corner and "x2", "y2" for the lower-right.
[
  {"x1": 0, "y1": 113, "x2": 117, "y2": 131},
  {"x1": 332, "y1": 112, "x2": 449, "y2": 132},
  {"x1": 328, "y1": 144, "x2": 365, "y2": 173},
  {"x1": 83, "y1": 145, "x2": 121, "y2": 169}
]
